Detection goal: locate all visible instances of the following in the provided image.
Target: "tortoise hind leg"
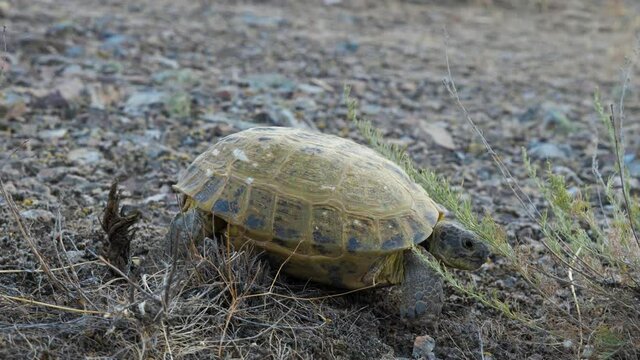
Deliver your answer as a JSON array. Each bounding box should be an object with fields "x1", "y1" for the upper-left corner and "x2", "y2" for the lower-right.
[
  {"x1": 166, "y1": 207, "x2": 212, "y2": 260},
  {"x1": 398, "y1": 246, "x2": 444, "y2": 323}
]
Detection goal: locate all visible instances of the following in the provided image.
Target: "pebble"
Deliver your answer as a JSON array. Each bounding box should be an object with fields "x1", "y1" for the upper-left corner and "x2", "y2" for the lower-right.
[
  {"x1": 494, "y1": 276, "x2": 518, "y2": 289},
  {"x1": 38, "y1": 128, "x2": 68, "y2": 140},
  {"x1": 528, "y1": 142, "x2": 572, "y2": 160},
  {"x1": 34, "y1": 55, "x2": 70, "y2": 66},
  {"x1": 244, "y1": 73, "x2": 295, "y2": 93},
  {"x1": 100, "y1": 34, "x2": 132, "y2": 57},
  {"x1": 65, "y1": 250, "x2": 85, "y2": 264},
  {"x1": 214, "y1": 86, "x2": 237, "y2": 101},
  {"x1": 59, "y1": 174, "x2": 91, "y2": 189},
  {"x1": 20, "y1": 209, "x2": 55, "y2": 223},
  {"x1": 67, "y1": 148, "x2": 103, "y2": 165},
  {"x1": 517, "y1": 102, "x2": 574, "y2": 133},
  {"x1": 38, "y1": 167, "x2": 73, "y2": 183},
  {"x1": 202, "y1": 113, "x2": 259, "y2": 130},
  {"x1": 252, "y1": 107, "x2": 301, "y2": 129},
  {"x1": 293, "y1": 97, "x2": 317, "y2": 111},
  {"x1": 241, "y1": 12, "x2": 287, "y2": 27},
  {"x1": 65, "y1": 45, "x2": 86, "y2": 58},
  {"x1": 361, "y1": 103, "x2": 382, "y2": 115},
  {"x1": 582, "y1": 344, "x2": 594, "y2": 358},
  {"x1": 124, "y1": 90, "x2": 166, "y2": 115},
  {"x1": 335, "y1": 39, "x2": 359, "y2": 54},
  {"x1": 144, "y1": 143, "x2": 170, "y2": 159},
  {"x1": 624, "y1": 154, "x2": 640, "y2": 178},
  {"x1": 143, "y1": 193, "x2": 167, "y2": 204},
  {"x1": 412, "y1": 335, "x2": 436, "y2": 359},
  {"x1": 297, "y1": 83, "x2": 325, "y2": 94}
]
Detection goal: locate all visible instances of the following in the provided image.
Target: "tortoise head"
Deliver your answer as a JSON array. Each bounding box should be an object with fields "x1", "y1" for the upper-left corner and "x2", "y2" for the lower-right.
[{"x1": 427, "y1": 221, "x2": 489, "y2": 270}]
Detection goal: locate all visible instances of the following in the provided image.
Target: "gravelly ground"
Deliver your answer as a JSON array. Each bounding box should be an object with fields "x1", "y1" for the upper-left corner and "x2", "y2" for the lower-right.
[{"x1": 1, "y1": 0, "x2": 639, "y2": 359}]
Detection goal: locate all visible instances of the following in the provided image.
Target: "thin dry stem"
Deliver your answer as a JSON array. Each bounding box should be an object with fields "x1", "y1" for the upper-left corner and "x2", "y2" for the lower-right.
[
  {"x1": 2, "y1": 294, "x2": 104, "y2": 315},
  {"x1": 609, "y1": 104, "x2": 640, "y2": 248},
  {"x1": 568, "y1": 247, "x2": 584, "y2": 354},
  {"x1": 0, "y1": 260, "x2": 101, "y2": 274}
]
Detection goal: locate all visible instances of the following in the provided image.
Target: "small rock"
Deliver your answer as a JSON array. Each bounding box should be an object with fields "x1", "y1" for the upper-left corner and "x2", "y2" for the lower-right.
[
  {"x1": 202, "y1": 113, "x2": 259, "y2": 130},
  {"x1": 88, "y1": 83, "x2": 122, "y2": 110},
  {"x1": 152, "y1": 69, "x2": 197, "y2": 86},
  {"x1": 56, "y1": 78, "x2": 86, "y2": 104},
  {"x1": 495, "y1": 276, "x2": 517, "y2": 289},
  {"x1": 517, "y1": 102, "x2": 574, "y2": 133},
  {"x1": 67, "y1": 148, "x2": 103, "y2": 165},
  {"x1": 34, "y1": 54, "x2": 70, "y2": 66},
  {"x1": 144, "y1": 142, "x2": 170, "y2": 159},
  {"x1": 65, "y1": 45, "x2": 86, "y2": 58},
  {"x1": 20, "y1": 209, "x2": 55, "y2": 223},
  {"x1": 100, "y1": 34, "x2": 132, "y2": 57},
  {"x1": 0, "y1": 91, "x2": 28, "y2": 119},
  {"x1": 335, "y1": 39, "x2": 359, "y2": 54},
  {"x1": 60, "y1": 174, "x2": 91, "y2": 189},
  {"x1": 624, "y1": 154, "x2": 640, "y2": 178},
  {"x1": 65, "y1": 250, "x2": 85, "y2": 264},
  {"x1": 419, "y1": 122, "x2": 456, "y2": 150},
  {"x1": 32, "y1": 91, "x2": 69, "y2": 110},
  {"x1": 582, "y1": 344, "x2": 594, "y2": 358},
  {"x1": 528, "y1": 142, "x2": 572, "y2": 160},
  {"x1": 124, "y1": 90, "x2": 166, "y2": 115},
  {"x1": 293, "y1": 97, "x2": 317, "y2": 111},
  {"x1": 361, "y1": 103, "x2": 381, "y2": 115},
  {"x1": 149, "y1": 55, "x2": 180, "y2": 69},
  {"x1": 143, "y1": 193, "x2": 167, "y2": 204},
  {"x1": 412, "y1": 335, "x2": 436, "y2": 359},
  {"x1": 297, "y1": 83, "x2": 325, "y2": 95},
  {"x1": 214, "y1": 86, "x2": 237, "y2": 101},
  {"x1": 241, "y1": 12, "x2": 287, "y2": 27},
  {"x1": 612, "y1": 175, "x2": 640, "y2": 190},
  {"x1": 37, "y1": 167, "x2": 76, "y2": 183},
  {"x1": 253, "y1": 107, "x2": 316, "y2": 130},
  {"x1": 244, "y1": 73, "x2": 295, "y2": 93},
  {"x1": 99, "y1": 61, "x2": 123, "y2": 75},
  {"x1": 38, "y1": 128, "x2": 68, "y2": 140}
]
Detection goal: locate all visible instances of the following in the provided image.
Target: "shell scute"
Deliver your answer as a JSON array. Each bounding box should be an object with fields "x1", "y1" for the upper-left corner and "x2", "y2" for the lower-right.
[
  {"x1": 272, "y1": 196, "x2": 311, "y2": 253},
  {"x1": 212, "y1": 177, "x2": 248, "y2": 221},
  {"x1": 243, "y1": 186, "x2": 275, "y2": 234},
  {"x1": 311, "y1": 205, "x2": 343, "y2": 257}
]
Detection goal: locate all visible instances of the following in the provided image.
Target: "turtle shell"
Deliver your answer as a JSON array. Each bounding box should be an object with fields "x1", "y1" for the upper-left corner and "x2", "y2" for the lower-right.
[{"x1": 173, "y1": 127, "x2": 443, "y2": 289}]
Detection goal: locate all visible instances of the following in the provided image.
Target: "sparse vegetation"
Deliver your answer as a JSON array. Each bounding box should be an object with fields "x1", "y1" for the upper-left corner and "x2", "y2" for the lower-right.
[{"x1": 347, "y1": 54, "x2": 640, "y2": 358}]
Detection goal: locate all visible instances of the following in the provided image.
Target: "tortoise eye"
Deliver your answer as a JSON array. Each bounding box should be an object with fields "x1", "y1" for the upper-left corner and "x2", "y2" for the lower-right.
[{"x1": 463, "y1": 239, "x2": 474, "y2": 250}]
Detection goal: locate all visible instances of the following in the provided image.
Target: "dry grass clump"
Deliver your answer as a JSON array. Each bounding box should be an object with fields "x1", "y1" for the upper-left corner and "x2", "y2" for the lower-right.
[{"x1": 0, "y1": 208, "x2": 391, "y2": 359}]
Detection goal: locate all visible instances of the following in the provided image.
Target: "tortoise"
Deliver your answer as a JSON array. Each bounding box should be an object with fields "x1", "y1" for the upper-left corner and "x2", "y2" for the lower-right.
[{"x1": 167, "y1": 126, "x2": 489, "y2": 321}]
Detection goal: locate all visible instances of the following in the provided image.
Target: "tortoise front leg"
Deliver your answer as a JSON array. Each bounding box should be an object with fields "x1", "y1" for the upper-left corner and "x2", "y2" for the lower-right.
[
  {"x1": 398, "y1": 246, "x2": 444, "y2": 323},
  {"x1": 166, "y1": 207, "x2": 212, "y2": 260}
]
